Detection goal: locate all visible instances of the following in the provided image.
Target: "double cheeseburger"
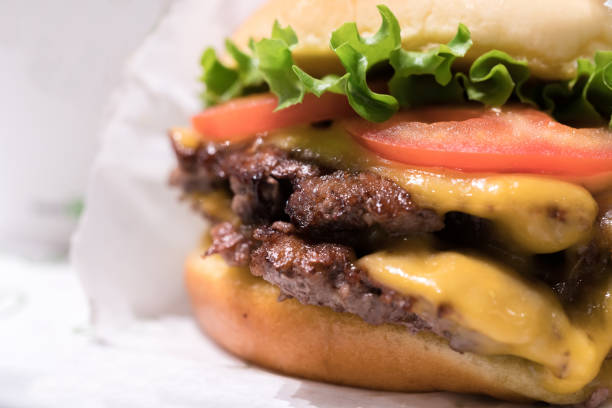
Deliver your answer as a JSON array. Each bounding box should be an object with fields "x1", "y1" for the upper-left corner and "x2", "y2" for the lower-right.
[{"x1": 169, "y1": 0, "x2": 612, "y2": 405}]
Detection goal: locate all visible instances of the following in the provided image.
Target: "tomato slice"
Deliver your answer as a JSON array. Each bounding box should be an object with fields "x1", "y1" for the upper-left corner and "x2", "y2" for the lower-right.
[
  {"x1": 192, "y1": 92, "x2": 354, "y2": 142},
  {"x1": 342, "y1": 105, "x2": 612, "y2": 175}
]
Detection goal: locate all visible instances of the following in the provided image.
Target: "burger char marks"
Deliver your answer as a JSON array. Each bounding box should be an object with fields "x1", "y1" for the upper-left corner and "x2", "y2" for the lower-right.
[
  {"x1": 171, "y1": 137, "x2": 319, "y2": 223},
  {"x1": 170, "y1": 136, "x2": 443, "y2": 242},
  {"x1": 169, "y1": 141, "x2": 227, "y2": 193},
  {"x1": 287, "y1": 171, "x2": 443, "y2": 246},
  {"x1": 207, "y1": 221, "x2": 494, "y2": 352},
  {"x1": 206, "y1": 222, "x2": 254, "y2": 267},
  {"x1": 212, "y1": 221, "x2": 431, "y2": 329},
  {"x1": 223, "y1": 145, "x2": 320, "y2": 224},
  {"x1": 171, "y1": 134, "x2": 612, "y2": 331}
]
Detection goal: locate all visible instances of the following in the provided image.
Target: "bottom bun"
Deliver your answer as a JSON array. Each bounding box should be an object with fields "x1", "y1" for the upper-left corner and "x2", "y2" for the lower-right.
[{"x1": 185, "y1": 251, "x2": 611, "y2": 405}]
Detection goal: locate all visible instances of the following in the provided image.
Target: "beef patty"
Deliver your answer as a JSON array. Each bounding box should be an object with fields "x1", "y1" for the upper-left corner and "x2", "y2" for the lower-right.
[
  {"x1": 206, "y1": 220, "x2": 486, "y2": 353},
  {"x1": 171, "y1": 134, "x2": 612, "y2": 318},
  {"x1": 170, "y1": 137, "x2": 444, "y2": 245}
]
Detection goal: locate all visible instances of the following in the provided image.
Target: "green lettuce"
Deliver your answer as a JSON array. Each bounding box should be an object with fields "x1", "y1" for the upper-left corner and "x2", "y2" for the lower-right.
[
  {"x1": 388, "y1": 23, "x2": 471, "y2": 107},
  {"x1": 199, "y1": 5, "x2": 612, "y2": 127},
  {"x1": 540, "y1": 51, "x2": 612, "y2": 127},
  {"x1": 459, "y1": 50, "x2": 531, "y2": 106},
  {"x1": 199, "y1": 48, "x2": 240, "y2": 105}
]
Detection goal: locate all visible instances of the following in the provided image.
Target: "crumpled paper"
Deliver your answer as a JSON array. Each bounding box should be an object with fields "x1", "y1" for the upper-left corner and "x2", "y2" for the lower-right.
[{"x1": 71, "y1": 1, "x2": 531, "y2": 406}]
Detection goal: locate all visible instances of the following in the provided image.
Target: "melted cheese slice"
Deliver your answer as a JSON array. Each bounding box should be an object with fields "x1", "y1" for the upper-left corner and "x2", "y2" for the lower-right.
[
  {"x1": 357, "y1": 241, "x2": 612, "y2": 394},
  {"x1": 269, "y1": 125, "x2": 598, "y2": 253},
  {"x1": 267, "y1": 124, "x2": 612, "y2": 393}
]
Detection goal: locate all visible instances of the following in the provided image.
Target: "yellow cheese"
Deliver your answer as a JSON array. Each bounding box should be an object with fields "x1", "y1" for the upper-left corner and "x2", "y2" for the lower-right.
[
  {"x1": 190, "y1": 190, "x2": 237, "y2": 223},
  {"x1": 269, "y1": 124, "x2": 612, "y2": 393},
  {"x1": 170, "y1": 127, "x2": 201, "y2": 150},
  {"x1": 377, "y1": 168, "x2": 597, "y2": 253},
  {"x1": 357, "y1": 240, "x2": 612, "y2": 394},
  {"x1": 176, "y1": 124, "x2": 611, "y2": 394},
  {"x1": 268, "y1": 125, "x2": 599, "y2": 253}
]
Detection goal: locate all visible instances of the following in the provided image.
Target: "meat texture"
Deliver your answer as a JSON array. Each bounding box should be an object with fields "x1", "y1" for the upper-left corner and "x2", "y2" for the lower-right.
[
  {"x1": 206, "y1": 221, "x2": 484, "y2": 352},
  {"x1": 206, "y1": 222, "x2": 254, "y2": 267},
  {"x1": 223, "y1": 145, "x2": 319, "y2": 224},
  {"x1": 171, "y1": 136, "x2": 443, "y2": 243},
  {"x1": 249, "y1": 222, "x2": 428, "y2": 328},
  {"x1": 286, "y1": 171, "x2": 443, "y2": 245}
]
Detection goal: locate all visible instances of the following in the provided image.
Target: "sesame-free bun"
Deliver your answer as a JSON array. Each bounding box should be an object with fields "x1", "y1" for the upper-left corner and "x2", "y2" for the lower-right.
[
  {"x1": 185, "y1": 251, "x2": 611, "y2": 405},
  {"x1": 231, "y1": 0, "x2": 612, "y2": 80}
]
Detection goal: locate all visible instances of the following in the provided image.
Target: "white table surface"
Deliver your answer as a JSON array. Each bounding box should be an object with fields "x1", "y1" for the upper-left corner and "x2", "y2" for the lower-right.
[{"x1": 1, "y1": 255, "x2": 530, "y2": 408}]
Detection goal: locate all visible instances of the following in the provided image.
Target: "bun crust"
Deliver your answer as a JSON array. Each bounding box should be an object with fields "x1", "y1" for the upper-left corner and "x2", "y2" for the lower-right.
[
  {"x1": 231, "y1": 0, "x2": 612, "y2": 80},
  {"x1": 185, "y1": 251, "x2": 609, "y2": 405}
]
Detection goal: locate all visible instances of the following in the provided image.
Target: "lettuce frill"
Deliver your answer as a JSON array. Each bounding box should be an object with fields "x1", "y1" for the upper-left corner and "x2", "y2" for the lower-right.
[{"x1": 200, "y1": 5, "x2": 612, "y2": 127}]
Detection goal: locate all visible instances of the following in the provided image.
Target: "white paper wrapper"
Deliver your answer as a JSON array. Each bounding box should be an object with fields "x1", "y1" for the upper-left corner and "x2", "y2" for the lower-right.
[
  {"x1": 72, "y1": 1, "x2": 532, "y2": 406},
  {"x1": 1, "y1": 0, "x2": 172, "y2": 259}
]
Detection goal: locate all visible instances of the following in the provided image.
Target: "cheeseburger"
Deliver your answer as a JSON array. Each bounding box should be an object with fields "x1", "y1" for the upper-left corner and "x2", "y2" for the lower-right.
[{"x1": 169, "y1": 0, "x2": 612, "y2": 405}]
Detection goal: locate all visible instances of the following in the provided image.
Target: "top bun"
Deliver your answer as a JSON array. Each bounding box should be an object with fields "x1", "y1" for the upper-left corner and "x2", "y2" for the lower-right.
[{"x1": 232, "y1": 0, "x2": 612, "y2": 80}]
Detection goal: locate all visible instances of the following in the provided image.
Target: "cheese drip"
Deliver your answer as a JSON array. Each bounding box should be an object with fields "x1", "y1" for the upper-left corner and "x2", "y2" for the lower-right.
[
  {"x1": 268, "y1": 124, "x2": 612, "y2": 393},
  {"x1": 173, "y1": 125, "x2": 612, "y2": 394},
  {"x1": 357, "y1": 241, "x2": 612, "y2": 394},
  {"x1": 269, "y1": 125, "x2": 598, "y2": 253}
]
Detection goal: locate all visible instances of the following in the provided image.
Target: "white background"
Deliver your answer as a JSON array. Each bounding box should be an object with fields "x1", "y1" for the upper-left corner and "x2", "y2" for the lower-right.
[{"x1": 0, "y1": 0, "x2": 172, "y2": 258}]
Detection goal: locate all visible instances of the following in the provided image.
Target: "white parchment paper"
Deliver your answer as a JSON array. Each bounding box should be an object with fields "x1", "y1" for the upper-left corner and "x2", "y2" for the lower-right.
[{"x1": 71, "y1": 1, "x2": 531, "y2": 406}]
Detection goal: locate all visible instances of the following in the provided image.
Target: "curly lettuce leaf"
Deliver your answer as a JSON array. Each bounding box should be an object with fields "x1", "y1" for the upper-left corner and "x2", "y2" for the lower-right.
[
  {"x1": 252, "y1": 20, "x2": 340, "y2": 109},
  {"x1": 326, "y1": 4, "x2": 401, "y2": 121},
  {"x1": 458, "y1": 50, "x2": 531, "y2": 106},
  {"x1": 334, "y1": 42, "x2": 399, "y2": 122},
  {"x1": 199, "y1": 5, "x2": 612, "y2": 127},
  {"x1": 199, "y1": 48, "x2": 240, "y2": 105},
  {"x1": 292, "y1": 67, "x2": 347, "y2": 96},
  {"x1": 225, "y1": 39, "x2": 261, "y2": 86},
  {"x1": 537, "y1": 52, "x2": 612, "y2": 126},
  {"x1": 271, "y1": 20, "x2": 298, "y2": 48},
  {"x1": 390, "y1": 23, "x2": 471, "y2": 85},
  {"x1": 389, "y1": 23, "x2": 471, "y2": 107},
  {"x1": 330, "y1": 4, "x2": 401, "y2": 67},
  {"x1": 540, "y1": 58, "x2": 601, "y2": 126},
  {"x1": 289, "y1": 5, "x2": 401, "y2": 121},
  {"x1": 253, "y1": 37, "x2": 303, "y2": 109},
  {"x1": 584, "y1": 51, "x2": 612, "y2": 126}
]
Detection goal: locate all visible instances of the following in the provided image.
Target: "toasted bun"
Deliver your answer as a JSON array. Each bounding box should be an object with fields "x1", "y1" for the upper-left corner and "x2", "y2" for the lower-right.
[
  {"x1": 185, "y1": 251, "x2": 611, "y2": 405},
  {"x1": 231, "y1": 0, "x2": 612, "y2": 80}
]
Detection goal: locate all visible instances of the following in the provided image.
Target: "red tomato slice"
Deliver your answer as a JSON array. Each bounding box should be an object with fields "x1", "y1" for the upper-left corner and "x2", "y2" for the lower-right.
[
  {"x1": 192, "y1": 92, "x2": 354, "y2": 142},
  {"x1": 341, "y1": 105, "x2": 612, "y2": 175}
]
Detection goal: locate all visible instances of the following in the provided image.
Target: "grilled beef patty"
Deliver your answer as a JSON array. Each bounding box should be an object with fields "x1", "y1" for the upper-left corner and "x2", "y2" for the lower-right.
[
  {"x1": 170, "y1": 134, "x2": 612, "y2": 313},
  {"x1": 206, "y1": 220, "x2": 489, "y2": 353},
  {"x1": 170, "y1": 138, "x2": 444, "y2": 245}
]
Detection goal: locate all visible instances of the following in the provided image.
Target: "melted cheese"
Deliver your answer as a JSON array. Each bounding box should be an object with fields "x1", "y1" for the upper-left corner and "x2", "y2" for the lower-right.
[
  {"x1": 357, "y1": 241, "x2": 612, "y2": 394},
  {"x1": 190, "y1": 190, "x2": 237, "y2": 223},
  {"x1": 267, "y1": 124, "x2": 612, "y2": 393},
  {"x1": 269, "y1": 125, "x2": 598, "y2": 253},
  {"x1": 377, "y1": 168, "x2": 597, "y2": 253},
  {"x1": 170, "y1": 127, "x2": 201, "y2": 149},
  {"x1": 175, "y1": 125, "x2": 612, "y2": 394}
]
